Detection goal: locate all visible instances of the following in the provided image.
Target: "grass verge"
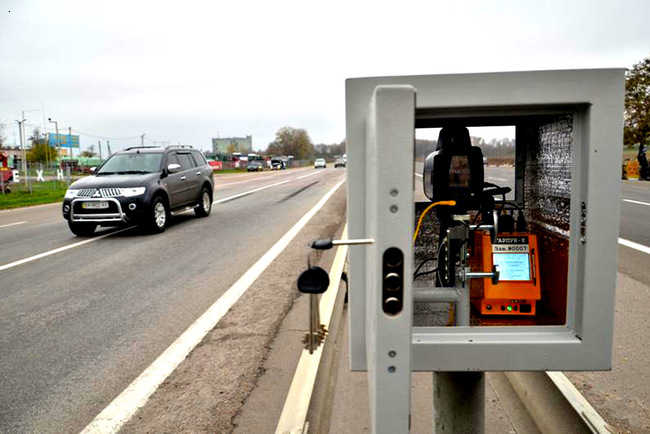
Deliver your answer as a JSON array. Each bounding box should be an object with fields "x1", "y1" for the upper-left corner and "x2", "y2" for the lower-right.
[{"x1": 0, "y1": 181, "x2": 67, "y2": 210}]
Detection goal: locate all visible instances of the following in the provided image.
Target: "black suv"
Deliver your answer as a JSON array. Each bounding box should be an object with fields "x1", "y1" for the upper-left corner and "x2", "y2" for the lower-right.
[{"x1": 62, "y1": 146, "x2": 214, "y2": 236}]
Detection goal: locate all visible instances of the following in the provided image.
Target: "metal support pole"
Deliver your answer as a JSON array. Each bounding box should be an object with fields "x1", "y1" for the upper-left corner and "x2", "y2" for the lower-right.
[
  {"x1": 431, "y1": 249, "x2": 484, "y2": 433},
  {"x1": 433, "y1": 372, "x2": 485, "y2": 434},
  {"x1": 413, "y1": 287, "x2": 460, "y2": 303},
  {"x1": 456, "y1": 277, "x2": 471, "y2": 327},
  {"x1": 68, "y1": 127, "x2": 72, "y2": 158},
  {"x1": 15, "y1": 119, "x2": 27, "y2": 186}
]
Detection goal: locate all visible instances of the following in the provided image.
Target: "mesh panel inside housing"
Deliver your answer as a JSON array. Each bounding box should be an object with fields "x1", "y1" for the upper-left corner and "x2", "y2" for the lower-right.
[{"x1": 523, "y1": 115, "x2": 573, "y2": 237}]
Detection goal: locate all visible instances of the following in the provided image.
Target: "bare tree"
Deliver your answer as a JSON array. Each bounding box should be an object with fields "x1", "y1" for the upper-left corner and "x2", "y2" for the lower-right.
[{"x1": 0, "y1": 123, "x2": 6, "y2": 148}]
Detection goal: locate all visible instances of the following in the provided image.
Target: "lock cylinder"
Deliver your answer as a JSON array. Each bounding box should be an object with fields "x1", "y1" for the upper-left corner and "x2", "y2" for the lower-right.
[{"x1": 382, "y1": 248, "x2": 404, "y2": 315}]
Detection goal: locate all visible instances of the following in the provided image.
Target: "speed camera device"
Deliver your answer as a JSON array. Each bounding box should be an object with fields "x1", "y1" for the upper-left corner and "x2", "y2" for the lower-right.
[
  {"x1": 422, "y1": 125, "x2": 485, "y2": 210},
  {"x1": 340, "y1": 69, "x2": 623, "y2": 433}
]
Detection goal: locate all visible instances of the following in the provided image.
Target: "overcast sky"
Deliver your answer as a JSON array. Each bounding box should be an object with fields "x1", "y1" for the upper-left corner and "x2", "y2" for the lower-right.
[{"x1": 1, "y1": 0, "x2": 650, "y2": 153}]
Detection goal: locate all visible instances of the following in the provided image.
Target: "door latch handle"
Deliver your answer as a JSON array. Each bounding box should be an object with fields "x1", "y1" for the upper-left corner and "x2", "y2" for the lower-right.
[
  {"x1": 196, "y1": 171, "x2": 201, "y2": 175},
  {"x1": 180, "y1": 176, "x2": 186, "y2": 180}
]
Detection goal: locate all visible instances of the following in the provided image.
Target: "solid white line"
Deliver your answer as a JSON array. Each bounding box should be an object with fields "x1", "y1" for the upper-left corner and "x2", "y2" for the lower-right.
[
  {"x1": 296, "y1": 171, "x2": 321, "y2": 180},
  {"x1": 0, "y1": 202, "x2": 60, "y2": 214},
  {"x1": 488, "y1": 176, "x2": 508, "y2": 182},
  {"x1": 275, "y1": 225, "x2": 348, "y2": 434},
  {"x1": 212, "y1": 179, "x2": 291, "y2": 204},
  {"x1": 622, "y1": 198, "x2": 650, "y2": 207},
  {"x1": 0, "y1": 221, "x2": 26, "y2": 229},
  {"x1": 618, "y1": 238, "x2": 650, "y2": 255},
  {"x1": 0, "y1": 227, "x2": 133, "y2": 272},
  {"x1": 81, "y1": 180, "x2": 346, "y2": 434}
]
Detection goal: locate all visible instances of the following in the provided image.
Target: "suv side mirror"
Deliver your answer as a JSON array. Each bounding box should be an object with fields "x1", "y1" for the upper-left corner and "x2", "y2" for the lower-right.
[
  {"x1": 167, "y1": 163, "x2": 181, "y2": 174},
  {"x1": 90, "y1": 167, "x2": 96, "y2": 174}
]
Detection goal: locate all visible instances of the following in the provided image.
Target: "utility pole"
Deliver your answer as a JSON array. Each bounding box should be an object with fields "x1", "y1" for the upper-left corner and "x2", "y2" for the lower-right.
[
  {"x1": 20, "y1": 109, "x2": 39, "y2": 185},
  {"x1": 107, "y1": 140, "x2": 111, "y2": 157},
  {"x1": 98, "y1": 140, "x2": 102, "y2": 161},
  {"x1": 15, "y1": 119, "x2": 27, "y2": 185},
  {"x1": 141, "y1": 133, "x2": 145, "y2": 147},
  {"x1": 68, "y1": 126, "x2": 73, "y2": 158},
  {"x1": 48, "y1": 118, "x2": 60, "y2": 168}
]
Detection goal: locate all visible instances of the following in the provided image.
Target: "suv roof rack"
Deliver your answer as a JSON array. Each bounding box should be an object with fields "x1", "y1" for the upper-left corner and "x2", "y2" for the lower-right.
[
  {"x1": 165, "y1": 145, "x2": 194, "y2": 150},
  {"x1": 123, "y1": 146, "x2": 160, "y2": 151}
]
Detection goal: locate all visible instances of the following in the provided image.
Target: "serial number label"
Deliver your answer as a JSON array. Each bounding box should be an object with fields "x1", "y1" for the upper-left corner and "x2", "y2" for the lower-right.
[
  {"x1": 493, "y1": 236, "x2": 529, "y2": 253},
  {"x1": 493, "y1": 244, "x2": 529, "y2": 253}
]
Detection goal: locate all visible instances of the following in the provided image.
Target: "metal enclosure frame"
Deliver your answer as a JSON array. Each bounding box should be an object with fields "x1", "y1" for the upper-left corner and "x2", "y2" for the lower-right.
[{"x1": 346, "y1": 69, "x2": 624, "y2": 372}]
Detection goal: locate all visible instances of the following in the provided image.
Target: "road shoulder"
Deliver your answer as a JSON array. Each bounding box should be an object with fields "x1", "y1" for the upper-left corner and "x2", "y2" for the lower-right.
[{"x1": 119, "y1": 187, "x2": 346, "y2": 433}]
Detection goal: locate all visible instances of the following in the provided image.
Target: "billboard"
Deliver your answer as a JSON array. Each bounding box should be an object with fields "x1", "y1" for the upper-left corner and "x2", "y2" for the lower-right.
[{"x1": 49, "y1": 133, "x2": 80, "y2": 148}]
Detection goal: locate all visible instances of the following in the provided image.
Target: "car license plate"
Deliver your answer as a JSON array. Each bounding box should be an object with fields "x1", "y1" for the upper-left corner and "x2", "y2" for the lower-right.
[{"x1": 82, "y1": 201, "x2": 109, "y2": 209}]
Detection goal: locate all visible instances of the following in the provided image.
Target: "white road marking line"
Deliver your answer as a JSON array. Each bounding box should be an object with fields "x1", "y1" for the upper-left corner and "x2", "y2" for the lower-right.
[
  {"x1": 213, "y1": 179, "x2": 291, "y2": 204},
  {"x1": 0, "y1": 227, "x2": 134, "y2": 272},
  {"x1": 276, "y1": 225, "x2": 348, "y2": 434},
  {"x1": 618, "y1": 238, "x2": 650, "y2": 255},
  {"x1": 488, "y1": 176, "x2": 508, "y2": 182},
  {"x1": 0, "y1": 221, "x2": 26, "y2": 229},
  {"x1": 0, "y1": 202, "x2": 60, "y2": 214},
  {"x1": 81, "y1": 180, "x2": 346, "y2": 434},
  {"x1": 622, "y1": 198, "x2": 650, "y2": 207},
  {"x1": 296, "y1": 171, "x2": 321, "y2": 180}
]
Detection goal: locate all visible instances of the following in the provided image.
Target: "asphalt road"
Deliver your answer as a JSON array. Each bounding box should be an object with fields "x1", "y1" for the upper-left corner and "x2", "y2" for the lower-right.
[{"x1": 0, "y1": 166, "x2": 346, "y2": 433}]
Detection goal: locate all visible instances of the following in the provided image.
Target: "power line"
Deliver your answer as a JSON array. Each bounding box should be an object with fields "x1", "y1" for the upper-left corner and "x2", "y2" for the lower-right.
[{"x1": 70, "y1": 129, "x2": 142, "y2": 141}]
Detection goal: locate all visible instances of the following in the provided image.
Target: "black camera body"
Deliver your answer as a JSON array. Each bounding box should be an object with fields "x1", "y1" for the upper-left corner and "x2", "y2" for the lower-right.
[{"x1": 423, "y1": 127, "x2": 485, "y2": 212}]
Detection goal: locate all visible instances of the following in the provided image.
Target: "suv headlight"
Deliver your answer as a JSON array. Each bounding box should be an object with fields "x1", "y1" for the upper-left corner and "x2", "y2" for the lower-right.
[
  {"x1": 65, "y1": 189, "x2": 80, "y2": 198},
  {"x1": 122, "y1": 187, "x2": 146, "y2": 197}
]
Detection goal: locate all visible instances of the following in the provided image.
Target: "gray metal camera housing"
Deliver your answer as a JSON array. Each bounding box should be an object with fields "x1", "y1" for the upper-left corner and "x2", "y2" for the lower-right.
[{"x1": 346, "y1": 69, "x2": 624, "y2": 376}]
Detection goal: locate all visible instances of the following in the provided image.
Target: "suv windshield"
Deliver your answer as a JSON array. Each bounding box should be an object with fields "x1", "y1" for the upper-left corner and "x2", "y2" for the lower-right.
[{"x1": 97, "y1": 153, "x2": 163, "y2": 174}]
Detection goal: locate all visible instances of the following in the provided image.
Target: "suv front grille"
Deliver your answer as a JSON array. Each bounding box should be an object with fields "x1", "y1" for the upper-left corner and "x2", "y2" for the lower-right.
[
  {"x1": 100, "y1": 188, "x2": 123, "y2": 197},
  {"x1": 77, "y1": 188, "x2": 124, "y2": 198},
  {"x1": 78, "y1": 189, "x2": 96, "y2": 197}
]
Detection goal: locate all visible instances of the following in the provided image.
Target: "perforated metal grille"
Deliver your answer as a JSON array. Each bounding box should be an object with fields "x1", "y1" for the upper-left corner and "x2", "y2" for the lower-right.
[{"x1": 524, "y1": 115, "x2": 573, "y2": 237}]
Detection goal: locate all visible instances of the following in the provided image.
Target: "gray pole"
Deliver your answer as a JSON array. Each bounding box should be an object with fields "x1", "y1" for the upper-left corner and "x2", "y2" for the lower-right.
[
  {"x1": 433, "y1": 372, "x2": 485, "y2": 433},
  {"x1": 68, "y1": 127, "x2": 73, "y2": 158},
  {"x1": 432, "y1": 261, "x2": 485, "y2": 433},
  {"x1": 15, "y1": 119, "x2": 27, "y2": 185},
  {"x1": 141, "y1": 133, "x2": 145, "y2": 147},
  {"x1": 48, "y1": 118, "x2": 60, "y2": 169},
  {"x1": 98, "y1": 140, "x2": 102, "y2": 161}
]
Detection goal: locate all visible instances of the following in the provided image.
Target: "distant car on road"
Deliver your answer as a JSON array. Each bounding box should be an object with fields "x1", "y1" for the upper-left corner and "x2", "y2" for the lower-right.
[
  {"x1": 334, "y1": 158, "x2": 346, "y2": 168},
  {"x1": 62, "y1": 146, "x2": 214, "y2": 236},
  {"x1": 246, "y1": 161, "x2": 264, "y2": 172},
  {"x1": 271, "y1": 158, "x2": 285, "y2": 170},
  {"x1": 314, "y1": 158, "x2": 326, "y2": 169}
]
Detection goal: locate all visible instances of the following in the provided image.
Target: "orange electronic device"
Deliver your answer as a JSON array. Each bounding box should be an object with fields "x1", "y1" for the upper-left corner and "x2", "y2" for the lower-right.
[{"x1": 473, "y1": 232, "x2": 541, "y2": 315}]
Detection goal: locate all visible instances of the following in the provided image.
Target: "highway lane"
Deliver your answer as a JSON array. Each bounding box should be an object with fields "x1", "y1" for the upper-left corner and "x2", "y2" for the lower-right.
[
  {"x1": 0, "y1": 166, "x2": 345, "y2": 433},
  {"x1": 0, "y1": 167, "x2": 319, "y2": 266}
]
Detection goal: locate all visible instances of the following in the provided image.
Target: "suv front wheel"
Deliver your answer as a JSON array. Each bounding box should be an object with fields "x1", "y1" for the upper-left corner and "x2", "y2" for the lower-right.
[
  {"x1": 148, "y1": 196, "x2": 169, "y2": 233},
  {"x1": 195, "y1": 186, "x2": 212, "y2": 217}
]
